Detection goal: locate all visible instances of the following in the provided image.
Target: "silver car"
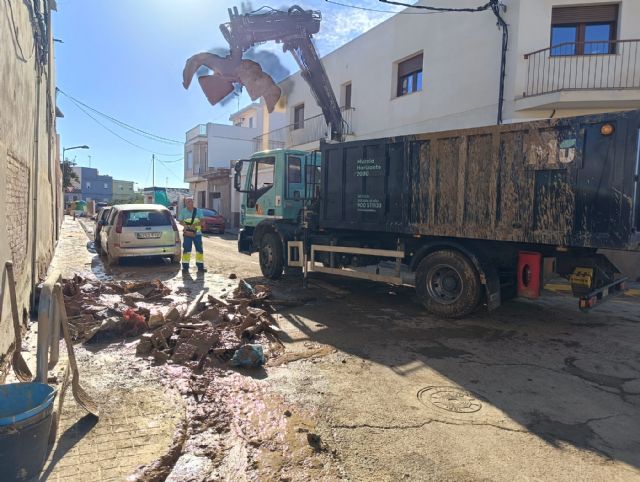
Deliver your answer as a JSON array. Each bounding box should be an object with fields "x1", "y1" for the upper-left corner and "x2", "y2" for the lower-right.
[{"x1": 99, "y1": 204, "x2": 181, "y2": 265}]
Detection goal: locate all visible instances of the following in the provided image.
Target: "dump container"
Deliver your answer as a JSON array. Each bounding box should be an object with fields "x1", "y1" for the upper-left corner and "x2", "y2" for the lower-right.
[
  {"x1": 320, "y1": 110, "x2": 640, "y2": 252},
  {"x1": 0, "y1": 383, "x2": 56, "y2": 480}
]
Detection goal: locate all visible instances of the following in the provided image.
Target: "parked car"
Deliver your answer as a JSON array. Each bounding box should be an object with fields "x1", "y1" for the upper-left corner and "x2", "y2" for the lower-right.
[
  {"x1": 200, "y1": 209, "x2": 225, "y2": 234},
  {"x1": 94, "y1": 207, "x2": 111, "y2": 252},
  {"x1": 99, "y1": 204, "x2": 181, "y2": 265}
]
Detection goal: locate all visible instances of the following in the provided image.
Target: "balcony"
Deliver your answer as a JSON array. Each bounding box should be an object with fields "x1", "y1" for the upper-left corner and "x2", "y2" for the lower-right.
[
  {"x1": 253, "y1": 107, "x2": 355, "y2": 152},
  {"x1": 519, "y1": 40, "x2": 640, "y2": 110}
]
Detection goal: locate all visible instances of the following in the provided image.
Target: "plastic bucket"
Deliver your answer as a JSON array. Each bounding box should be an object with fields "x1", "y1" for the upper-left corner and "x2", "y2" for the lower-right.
[{"x1": 0, "y1": 383, "x2": 56, "y2": 480}]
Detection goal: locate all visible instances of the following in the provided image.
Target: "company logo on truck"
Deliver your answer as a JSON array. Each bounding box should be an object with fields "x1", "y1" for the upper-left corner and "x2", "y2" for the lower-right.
[{"x1": 356, "y1": 159, "x2": 383, "y2": 177}]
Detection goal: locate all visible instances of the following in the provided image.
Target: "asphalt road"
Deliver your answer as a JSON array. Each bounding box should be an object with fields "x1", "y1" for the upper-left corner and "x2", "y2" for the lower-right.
[{"x1": 81, "y1": 219, "x2": 640, "y2": 481}]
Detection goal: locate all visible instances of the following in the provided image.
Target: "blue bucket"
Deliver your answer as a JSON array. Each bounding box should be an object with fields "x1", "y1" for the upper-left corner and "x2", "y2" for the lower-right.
[{"x1": 0, "y1": 383, "x2": 56, "y2": 480}]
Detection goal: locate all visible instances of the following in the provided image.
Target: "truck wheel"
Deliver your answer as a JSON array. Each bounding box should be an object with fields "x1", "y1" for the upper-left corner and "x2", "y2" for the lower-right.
[
  {"x1": 415, "y1": 250, "x2": 481, "y2": 318},
  {"x1": 259, "y1": 232, "x2": 284, "y2": 279}
]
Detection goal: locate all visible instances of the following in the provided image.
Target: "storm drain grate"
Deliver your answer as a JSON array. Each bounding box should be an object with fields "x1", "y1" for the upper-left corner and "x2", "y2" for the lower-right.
[{"x1": 417, "y1": 386, "x2": 482, "y2": 413}]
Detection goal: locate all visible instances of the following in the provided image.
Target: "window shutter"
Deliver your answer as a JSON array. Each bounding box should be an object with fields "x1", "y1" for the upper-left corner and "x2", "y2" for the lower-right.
[
  {"x1": 398, "y1": 53, "x2": 423, "y2": 77},
  {"x1": 552, "y1": 4, "x2": 618, "y2": 24}
]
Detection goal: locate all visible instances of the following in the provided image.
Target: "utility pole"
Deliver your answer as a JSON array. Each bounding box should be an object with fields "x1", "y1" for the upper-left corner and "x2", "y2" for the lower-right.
[{"x1": 152, "y1": 154, "x2": 155, "y2": 188}]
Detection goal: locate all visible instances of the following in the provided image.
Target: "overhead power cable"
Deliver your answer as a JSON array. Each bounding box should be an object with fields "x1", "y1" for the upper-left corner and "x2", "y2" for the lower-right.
[
  {"x1": 324, "y1": 0, "x2": 441, "y2": 14},
  {"x1": 63, "y1": 95, "x2": 184, "y2": 157},
  {"x1": 57, "y1": 88, "x2": 183, "y2": 145},
  {"x1": 378, "y1": 0, "x2": 495, "y2": 13}
]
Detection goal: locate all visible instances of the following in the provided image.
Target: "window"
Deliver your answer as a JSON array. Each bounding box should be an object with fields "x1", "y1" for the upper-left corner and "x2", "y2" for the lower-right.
[
  {"x1": 293, "y1": 104, "x2": 305, "y2": 130},
  {"x1": 86, "y1": 181, "x2": 91, "y2": 189},
  {"x1": 287, "y1": 155, "x2": 302, "y2": 199},
  {"x1": 342, "y1": 82, "x2": 352, "y2": 109},
  {"x1": 249, "y1": 117, "x2": 254, "y2": 128},
  {"x1": 287, "y1": 156, "x2": 301, "y2": 184},
  {"x1": 103, "y1": 182, "x2": 108, "y2": 189},
  {"x1": 186, "y1": 151, "x2": 193, "y2": 170},
  {"x1": 397, "y1": 53, "x2": 423, "y2": 97},
  {"x1": 551, "y1": 5, "x2": 618, "y2": 56},
  {"x1": 247, "y1": 156, "x2": 275, "y2": 208},
  {"x1": 122, "y1": 210, "x2": 171, "y2": 227}
]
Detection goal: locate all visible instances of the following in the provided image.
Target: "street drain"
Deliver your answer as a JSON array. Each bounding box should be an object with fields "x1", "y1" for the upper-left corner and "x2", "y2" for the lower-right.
[{"x1": 417, "y1": 386, "x2": 482, "y2": 413}]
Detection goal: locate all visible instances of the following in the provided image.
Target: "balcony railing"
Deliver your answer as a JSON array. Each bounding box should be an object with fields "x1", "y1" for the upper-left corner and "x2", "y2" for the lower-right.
[
  {"x1": 253, "y1": 107, "x2": 355, "y2": 152},
  {"x1": 523, "y1": 39, "x2": 640, "y2": 97}
]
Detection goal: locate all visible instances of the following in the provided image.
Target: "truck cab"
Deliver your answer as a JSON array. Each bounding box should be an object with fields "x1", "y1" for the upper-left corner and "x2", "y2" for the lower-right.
[{"x1": 234, "y1": 149, "x2": 319, "y2": 259}]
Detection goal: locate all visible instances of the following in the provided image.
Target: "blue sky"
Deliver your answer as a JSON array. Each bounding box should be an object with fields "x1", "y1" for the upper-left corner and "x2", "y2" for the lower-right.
[{"x1": 53, "y1": 0, "x2": 402, "y2": 188}]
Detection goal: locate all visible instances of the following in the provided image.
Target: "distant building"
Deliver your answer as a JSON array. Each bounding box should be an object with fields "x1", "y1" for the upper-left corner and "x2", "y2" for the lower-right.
[
  {"x1": 65, "y1": 167, "x2": 112, "y2": 203},
  {"x1": 112, "y1": 180, "x2": 136, "y2": 203},
  {"x1": 184, "y1": 104, "x2": 262, "y2": 228}
]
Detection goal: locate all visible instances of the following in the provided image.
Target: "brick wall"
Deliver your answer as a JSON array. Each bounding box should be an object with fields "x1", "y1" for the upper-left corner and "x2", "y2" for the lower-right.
[{"x1": 5, "y1": 152, "x2": 31, "y2": 275}]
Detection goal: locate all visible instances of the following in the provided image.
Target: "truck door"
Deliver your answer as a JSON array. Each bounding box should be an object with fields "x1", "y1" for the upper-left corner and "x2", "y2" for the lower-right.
[{"x1": 245, "y1": 156, "x2": 276, "y2": 217}]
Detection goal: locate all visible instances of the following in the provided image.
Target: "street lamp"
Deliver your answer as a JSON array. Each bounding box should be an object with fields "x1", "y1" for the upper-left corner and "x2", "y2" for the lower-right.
[{"x1": 62, "y1": 144, "x2": 89, "y2": 163}]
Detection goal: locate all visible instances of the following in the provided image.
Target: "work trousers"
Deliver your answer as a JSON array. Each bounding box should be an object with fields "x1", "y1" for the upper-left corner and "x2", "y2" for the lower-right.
[{"x1": 182, "y1": 234, "x2": 204, "y2": 270}]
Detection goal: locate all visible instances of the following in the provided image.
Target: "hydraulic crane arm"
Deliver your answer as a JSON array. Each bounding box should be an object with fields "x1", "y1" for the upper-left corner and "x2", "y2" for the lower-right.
[{"x1": 183, "y1": 5, "x2": 345, "y2": 142}]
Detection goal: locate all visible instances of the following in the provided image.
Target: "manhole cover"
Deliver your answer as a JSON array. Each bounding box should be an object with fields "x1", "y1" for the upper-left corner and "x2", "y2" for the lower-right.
[{"x1": 417, "y1": 386, "x2": 482, "y2": 413}]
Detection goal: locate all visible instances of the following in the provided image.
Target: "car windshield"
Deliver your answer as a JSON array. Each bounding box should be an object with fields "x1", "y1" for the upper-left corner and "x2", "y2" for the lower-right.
[
  {"x1": 202, "y1": 209, "x2": 218, "y2": 217},
  {"x1": 122, "y1": 210, "x2": 171, "y2": 227}
]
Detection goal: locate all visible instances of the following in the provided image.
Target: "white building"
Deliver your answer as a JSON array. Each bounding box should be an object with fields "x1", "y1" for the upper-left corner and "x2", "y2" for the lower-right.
[
  {"x1": 252, "y1": 0, "x2": 640, "y2": 151},
  {"x1": 184, "y1": 105, "x2": 264, "y2": 228}
]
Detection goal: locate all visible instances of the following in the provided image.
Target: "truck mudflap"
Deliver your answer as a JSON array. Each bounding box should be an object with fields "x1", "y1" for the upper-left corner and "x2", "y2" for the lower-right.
[
  {"x1": 238, "y1": 228, "x2": 253, "y2": 254},
  {"x1": 578, "y1": 278, "x2": 628, "y2": 312}
]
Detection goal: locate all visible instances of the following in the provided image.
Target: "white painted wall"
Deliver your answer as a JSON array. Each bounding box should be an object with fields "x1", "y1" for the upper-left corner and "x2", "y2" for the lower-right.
[{"x1": 205, "y1": 123, "x2": 258, "y2": 168}]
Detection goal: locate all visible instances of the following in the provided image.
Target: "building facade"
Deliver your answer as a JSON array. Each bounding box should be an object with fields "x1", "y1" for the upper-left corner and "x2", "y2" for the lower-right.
[
  {"x1": 184, "y1": 107, "x2": 262, "y2": 228},
  {"x1": 0, "y1": 1, "x2": 61, "y2": 366},
  {"x1": 112, "y1": 180, "x2": 136, "y2": 203},
  {"x1": 254, "y1": 0, "x2": 640, "y2": 151},
  {"x1": 65, "y1": 167, "x2": 113, "y2": 203}
]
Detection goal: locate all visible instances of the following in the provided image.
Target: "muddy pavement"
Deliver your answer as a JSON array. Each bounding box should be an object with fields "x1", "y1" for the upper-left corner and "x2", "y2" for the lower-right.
[{"x1": 73, "y1": 218, "x2": 640, "y2": 480}]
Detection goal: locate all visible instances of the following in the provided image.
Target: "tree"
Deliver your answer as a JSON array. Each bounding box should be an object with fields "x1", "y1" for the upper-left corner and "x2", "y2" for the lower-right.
[{"x1": 61, "y1": 160, "x2": 78, "y2": 189}]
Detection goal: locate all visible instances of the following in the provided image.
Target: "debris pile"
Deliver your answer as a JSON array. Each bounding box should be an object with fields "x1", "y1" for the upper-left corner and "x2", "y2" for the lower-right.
[
  {"x1": 61, "y1": 276, "x2": 174, "y2": 342},
  {"x1": 61, "y1": 276, "x2": 284, "y2": 369},
  {"x1": 135, "y1": 282, "x2": 283, "y2": 370}
]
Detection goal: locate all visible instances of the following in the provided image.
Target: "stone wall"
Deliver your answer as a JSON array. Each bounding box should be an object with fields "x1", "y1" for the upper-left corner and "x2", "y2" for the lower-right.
[{"x1": 0, "y1": 0, "x2": 60, "y2": 374}]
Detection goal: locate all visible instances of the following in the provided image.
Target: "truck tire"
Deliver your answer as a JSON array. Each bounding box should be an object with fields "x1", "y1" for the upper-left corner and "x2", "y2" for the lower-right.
[
  {"x1": 259, "y1": 232, "x2": 284, "y2": 279},
  {"x1": 415, "y1": 249, "x2": 481, "y2": 318}
]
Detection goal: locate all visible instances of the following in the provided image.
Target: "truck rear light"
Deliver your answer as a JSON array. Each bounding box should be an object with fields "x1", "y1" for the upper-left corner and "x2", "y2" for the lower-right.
[{"x1": 115, "y1": 212, "x2": 123, "y2": 234}]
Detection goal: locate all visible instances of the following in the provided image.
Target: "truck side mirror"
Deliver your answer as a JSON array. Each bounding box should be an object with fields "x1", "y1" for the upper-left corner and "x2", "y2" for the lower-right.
[
  {"x1": 234, "y1": 160, "x2": 243, "y2": 173},
  {"x1": 234, "y1": 171, "x2": 243, "y2": 192}
]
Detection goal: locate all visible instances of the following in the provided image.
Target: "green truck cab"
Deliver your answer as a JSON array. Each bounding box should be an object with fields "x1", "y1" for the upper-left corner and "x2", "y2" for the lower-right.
[{"x1": 234, "y1": 149, "x2": 320, "y2": 276}]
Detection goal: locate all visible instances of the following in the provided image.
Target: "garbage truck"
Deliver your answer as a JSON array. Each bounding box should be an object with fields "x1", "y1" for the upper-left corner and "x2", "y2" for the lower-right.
[{"x1": 234, "y1": 110, "x2": 640, "y2": 317}]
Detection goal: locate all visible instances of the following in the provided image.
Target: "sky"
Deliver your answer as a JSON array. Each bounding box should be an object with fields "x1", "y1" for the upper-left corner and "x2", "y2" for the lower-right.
[{"x1": 53, "y1": 0, "x2": 403, "y2": 189}]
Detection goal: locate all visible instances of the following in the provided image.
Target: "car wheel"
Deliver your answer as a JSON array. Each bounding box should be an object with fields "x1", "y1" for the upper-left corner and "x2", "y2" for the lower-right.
[
  {"x1": 415, "y1": 249, "x2": 481, "y2": 318},
  {"x1": 259, "y1": 232, "x2": 284, "y2": 279},
  {"x1": 219, "y1": 229, "x2": 225, "y2": 235}
]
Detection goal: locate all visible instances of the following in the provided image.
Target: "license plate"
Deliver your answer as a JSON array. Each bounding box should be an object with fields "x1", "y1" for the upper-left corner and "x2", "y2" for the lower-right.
[{"x1": 136, "y1": 232, "x2": 161, "y2": 239}]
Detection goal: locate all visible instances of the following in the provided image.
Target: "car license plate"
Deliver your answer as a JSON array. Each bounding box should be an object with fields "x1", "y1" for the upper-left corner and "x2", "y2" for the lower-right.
[{"x1": 136, "y1": 232, "x2": 161, "y2": 239}]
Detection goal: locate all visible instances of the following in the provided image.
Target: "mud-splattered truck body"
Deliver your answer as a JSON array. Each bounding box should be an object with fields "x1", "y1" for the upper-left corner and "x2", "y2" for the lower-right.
[{"x1": 236, "y1": 110, "x2": 640, "y2": 317}]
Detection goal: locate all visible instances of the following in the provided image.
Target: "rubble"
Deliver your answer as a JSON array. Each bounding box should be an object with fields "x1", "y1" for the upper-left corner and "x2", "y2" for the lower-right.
[{"x1": 61, "y1": 275, "x2": 285, "y2": 371}]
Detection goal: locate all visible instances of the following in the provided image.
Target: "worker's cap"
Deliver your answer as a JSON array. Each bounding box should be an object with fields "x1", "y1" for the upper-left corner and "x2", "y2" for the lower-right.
[{"x1": 185, "y1": 196, "x2": 194, "y2": 201}]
